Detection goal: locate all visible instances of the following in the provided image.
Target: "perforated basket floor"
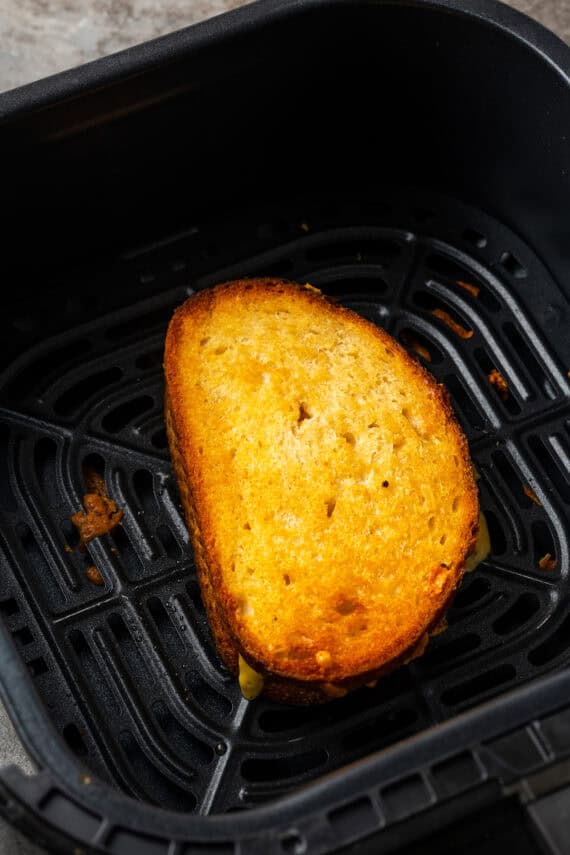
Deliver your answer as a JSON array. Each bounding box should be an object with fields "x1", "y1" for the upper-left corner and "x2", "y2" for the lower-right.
[{"x1": 0, "y1": 192, "x2": 569, "y2": 814}]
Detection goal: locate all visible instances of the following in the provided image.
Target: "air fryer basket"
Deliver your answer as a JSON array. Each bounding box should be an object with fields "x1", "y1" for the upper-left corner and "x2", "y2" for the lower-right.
[{"x1": 0, "y1": 1, "x2": 569, "y2": 853}]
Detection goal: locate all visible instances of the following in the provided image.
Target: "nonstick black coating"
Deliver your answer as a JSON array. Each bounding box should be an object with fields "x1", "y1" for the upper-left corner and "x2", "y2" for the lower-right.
[
  {"x1": 0, "y1": 191, "x2": 568, "y2": 814},
  {"x1": 0, "y1": 0, "x2": 569, "y2": 852}
]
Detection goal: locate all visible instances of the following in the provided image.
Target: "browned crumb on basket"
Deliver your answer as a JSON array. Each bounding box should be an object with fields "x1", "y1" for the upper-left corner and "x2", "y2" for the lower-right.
[
  {"x1": 523, "y1": 485, "x2": 542, "y2": 507},
  {"x1": 299, "y1": 222, "x2": 310, "y2": 233},
  {"x1": 71, "y1": 494, "x2": 123, "y2": 548},
  {"x1": 431, "y1": 308, "x2": 473, "y2": 339},
  {"x1": 64, "y1": 544, "x2": 73, "y2": 553},
  {"x1": 320, "y1": 682, "x2": 348, "y2": 698},
  {"x1": 400, "y1": 330, "x2": 432, "y2": 362},
  {"x1": 431, "y1": 616, "x2": 448, "y2": 636},
  {"x1": 456, "y1": 280, "x2": 480, "y2": 298},
  {"x1": 85, "y1": 565, "x2": 104, "y2": 586},
  {"x1": 538, "y1": 553, "x2": 557, "y2": 571},
  {"x1": 488, "y1": 369, "x2": 509, "y2": 401},
  {"x1": 71, "y1": 472, "x2": 123, "y2": 550}
]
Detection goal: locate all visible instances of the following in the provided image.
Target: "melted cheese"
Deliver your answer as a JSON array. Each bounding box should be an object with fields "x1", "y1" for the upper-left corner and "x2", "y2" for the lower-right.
[
  {"x1": 465, "y1": 512, "x2": 490, "y2": 573},
  {"x1": 321, "y1": 682, "x2": 348, "y2": 698},
  {"x1": 238, "y1": 654, "x2": 264, "y2": 700}
]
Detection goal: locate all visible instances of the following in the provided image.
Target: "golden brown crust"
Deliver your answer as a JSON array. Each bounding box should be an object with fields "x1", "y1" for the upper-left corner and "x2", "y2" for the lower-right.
[
  {"x1": 164, "y1": 278, "x2": 479, "y2": 704},
  {"x1": 165, "y1": 395, "x2": 239, "y2": 672}
]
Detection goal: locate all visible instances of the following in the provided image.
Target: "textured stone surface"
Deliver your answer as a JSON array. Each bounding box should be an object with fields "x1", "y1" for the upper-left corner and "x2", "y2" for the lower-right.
[
  {"x1": 0, "y1": 0, "x2": 252, "y2": 92},
  {"x1": 0, "y1": 701, "x2": 43, "y2": 855},
  {"x1": 0, "y1": 0, "x2": 568, "y2": 852},
  {"x1": 511, "y1": 0, "x2": 570, "y2": 41},
  {"x1": 0, "y1": 0, "x2": 567, "y2": 92}
]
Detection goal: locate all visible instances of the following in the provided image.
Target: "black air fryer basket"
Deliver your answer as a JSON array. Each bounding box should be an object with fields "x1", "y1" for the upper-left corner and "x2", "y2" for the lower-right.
[{"x1": 0, "y1": 1, "x2": 569, "y2": 852}]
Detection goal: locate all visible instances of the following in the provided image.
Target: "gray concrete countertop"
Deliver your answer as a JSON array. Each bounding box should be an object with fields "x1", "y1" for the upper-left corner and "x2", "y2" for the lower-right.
[
  {"x1": 0, "y1": 0, "x2": 568, "y2": 92},
  {"x1": 0, "y1": 0, "x2": 568, "y2": 852}
]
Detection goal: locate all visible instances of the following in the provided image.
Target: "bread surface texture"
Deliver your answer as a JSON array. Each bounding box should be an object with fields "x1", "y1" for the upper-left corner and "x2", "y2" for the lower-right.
[{"x1": 164, "y1": 279, "x2": 479, "y2": 703}]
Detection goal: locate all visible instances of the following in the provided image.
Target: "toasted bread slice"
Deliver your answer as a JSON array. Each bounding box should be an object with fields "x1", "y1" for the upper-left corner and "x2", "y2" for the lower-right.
[{"x1": 164, "y1": 279, "x2": 479, "y2": 703}]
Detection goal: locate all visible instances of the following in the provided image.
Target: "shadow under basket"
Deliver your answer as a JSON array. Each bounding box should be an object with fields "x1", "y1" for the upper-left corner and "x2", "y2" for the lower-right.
[{"x1": 0, "y1": 1, "x2": 569, "y2": 853}]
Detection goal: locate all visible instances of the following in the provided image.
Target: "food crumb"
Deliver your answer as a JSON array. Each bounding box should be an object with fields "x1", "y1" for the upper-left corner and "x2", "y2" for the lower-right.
[
  {"x1": 411, "y1": 341, "x2": 431, "y2": 362},
  {"x1": 523, "y1": 485, "x2": 542, "y2": 507},
  {"x1": 431, "y1": 616, "x2": 448, "y2": 636},
  {"x1": 321, "y1": 682, "x2": 348, "y2": 698},
  {"x1": 64, "y1": 544, "x2": 73, "y2": 553},
  {"x1": 431, "y1": 308, "x2": 473, "y2": 339},
  {"x1": 401, "y1": 331, "x2": 432, "y2": 362},
  {"x1": 304, "y1": 283, "x2": 321, "y2": 295},
  {"x1": 538, "y1": 553, "x2": 557, "y2": 571},
  {"x1": 71, "y1": 466, "x2": 123, "y2": 549},
  {"x1": 72, "y1": 495, "x2": 123, "y2": 549},
  {"x1": 456, "y1": 280, "x2": 480, "y2": 298},
  {"x1": 488, "y1": 369, "x2": 509, "y2": 401},
  {"x1": 85, "y1": 565, "x2": 104, "y2": 586},
  {"x1": 299, "y1": 222, "x2": 310, "y2": 233}
]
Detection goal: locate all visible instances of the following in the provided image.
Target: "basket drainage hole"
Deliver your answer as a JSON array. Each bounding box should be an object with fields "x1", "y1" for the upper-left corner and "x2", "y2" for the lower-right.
[
  {"x1": 425, "y1": 253, "x2": 471, "y2": 283},
  {"x1": 133, "y1": 468, "x2": 157, "y2": 515},
  {"x1": 281, "y1": 831, "x2": 306, "y2": 854},
  {"x1": 108, "y1": 613, "x2": 130, "y2": 643},
  {"x1": 0, "y1": 598, "x2": 20, "y2": 617},
  {"x1": 54, "y1": 367, "x2": 123, "y2": 416},
  {"x1": 0, "y1": 427, "x2": 17, "y2": 512},
  {"x1": 399, "y1": 328, "x2": 442, "y2": 364},
  {"x1": 492, "y1": 450, "x2": 529, "y2": 509},
  {"x1": 186, "y1": 581, "x2": 205, "y2": 614},
  {"x1": 136, "y1": 348, "x2": 163, "y2": 370},
  {"x1": 12, "y1": 316, "x2": 37, "y2": 333},
  {"x1": 63, "y1": 723, "x2": 88, "y2": 757},
  {"x1": 102, "y1": 395, "x2": 154, "y2": 433},
  {"x1": 157, "y1": 524, "x2": 181, "y2": 559},
  {"x1": 411, "y1": 207, "x2": 435, "y2": 223},
  {"x1": 12, "y1": 626, "x2": 33, "y2": 646},
  {"x1": 474, "y1": 348, "x2": 520, "y2": 414},
  {"x1": 441, "y1": 664, "x2": 515, "y2": 706},
  {"x1": 532, "y1": 520, "x2": 556, "y2": 565},
  {"x1": 329, "y1": 797, "x2": 377, "y2": 837},
  {"x1": 500, "y1": 251, "x2": 527, "y2": 279},
  {"x1": 444, "y1": 375, "x2": 485, "y2": 432},
  {"x1": 493, "y1": 593, "x2": 540, "y2": 636},
  {"x1": 529, "y1": 436, "x2": 570, "y2": 503},
  {"x1": 452, "y1": 576, "x2": 490, "y2": 609},
  {"x1": 463, "y1": 228, "x2": 487, "y2": 249},
  {"x1": 485, "y1": 509, "x2": 507, "y2": 556},
  {"x1": 151, "y1": 428, "x2": 168, "y2": 449},
  {"x1": 82, "y1": 452, "x2": 105, "y2": 483},
  {"x1": 529, "y1": 614, "x2": 570, "y2": 666},
  {"x1": 27, "y1": 657, "x2": 48, "y2": 677}
]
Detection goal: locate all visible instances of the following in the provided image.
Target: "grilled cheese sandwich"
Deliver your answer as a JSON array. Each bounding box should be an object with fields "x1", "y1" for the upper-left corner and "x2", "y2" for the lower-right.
[{"x1": 164, "y1": 279, "x2": 480, "y2": 704}]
